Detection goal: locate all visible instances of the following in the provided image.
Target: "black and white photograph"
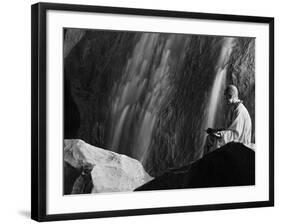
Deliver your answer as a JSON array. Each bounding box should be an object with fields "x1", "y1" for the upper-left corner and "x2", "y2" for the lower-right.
[
  {"x1": 0, "y1": 0, "x2": 278, "y2": 223},
  {"x1": 63, "y1": 28, "x2": 256, "y2": 195},
  {"x1": 30, "y1": 1, "x2": 274, "y2": 222}
]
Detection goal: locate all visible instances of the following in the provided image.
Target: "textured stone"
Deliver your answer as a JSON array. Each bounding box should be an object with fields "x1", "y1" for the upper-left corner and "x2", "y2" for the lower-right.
[
  {"x1": 63, "y1": 29, "x2": 85, "y2": 58},
  {"x1": 64, "y1": 139, "x2": 152, "y2": 194}
]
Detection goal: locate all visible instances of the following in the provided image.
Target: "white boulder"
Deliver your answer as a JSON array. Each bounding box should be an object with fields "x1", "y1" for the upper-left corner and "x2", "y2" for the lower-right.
[{"x1": 64, "y1": 139, "x2": 153, "y2": 193}]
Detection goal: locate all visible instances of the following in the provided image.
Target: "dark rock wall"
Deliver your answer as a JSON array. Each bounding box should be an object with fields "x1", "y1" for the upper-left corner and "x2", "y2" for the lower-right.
[
  {"x1": 146, "y1": 36, "x2": 226, "y2": 174},
  {"x1": 64, "y1": 29, "x2": 255, "y2": 177},
  {"x1": 227, "y1": 38, "x2": 255, "y2": 142},
  {"x1": 146, "y1": 37, "x2": 255, "y2": 176},
  {"x1": 64, "y1": 29, "x2": 138, "y2": 148}
]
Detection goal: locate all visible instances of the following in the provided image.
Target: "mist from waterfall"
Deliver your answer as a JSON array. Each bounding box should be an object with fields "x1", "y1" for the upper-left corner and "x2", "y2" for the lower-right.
[
  {"x1": 109, "y1": 33, "x2": 175, "y2": 164},
  {"x1": 200, "y1": 38, "x2": 234, "y2": 157}
]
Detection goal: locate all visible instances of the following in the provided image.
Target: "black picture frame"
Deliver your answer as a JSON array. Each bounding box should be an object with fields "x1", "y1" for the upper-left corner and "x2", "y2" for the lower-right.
[{"x1": 31, "y1": 2, "x2": 274, "y2": 222}]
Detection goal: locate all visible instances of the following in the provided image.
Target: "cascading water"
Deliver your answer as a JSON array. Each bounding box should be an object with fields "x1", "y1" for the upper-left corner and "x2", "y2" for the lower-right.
[
  {"x1": 205, "y1": 67, "x2": 227, "y2": 129},
  {"x1": 109, "y1": 34, "x2": 235, "y2": 167},
  {"x1": 200, "y1": 38, "x2": 234, "y2": 156},
  {"x1": 109, "y1": 33, "x2": 174, "y2": 164}
]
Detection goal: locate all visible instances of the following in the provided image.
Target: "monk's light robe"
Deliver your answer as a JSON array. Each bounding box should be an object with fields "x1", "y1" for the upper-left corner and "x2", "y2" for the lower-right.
[{"x1": 206, "y1": 101, "x2": 252, "y2": 152}]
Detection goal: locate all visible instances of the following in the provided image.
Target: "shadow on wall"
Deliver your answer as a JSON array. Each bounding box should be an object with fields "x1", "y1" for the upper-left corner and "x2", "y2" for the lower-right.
[
  {"x1": 64, "y1": 77, "x2": 80, "y2": 139},
  {"x1": 135, "y1": 142, "x2": 255, "y2": 191}
]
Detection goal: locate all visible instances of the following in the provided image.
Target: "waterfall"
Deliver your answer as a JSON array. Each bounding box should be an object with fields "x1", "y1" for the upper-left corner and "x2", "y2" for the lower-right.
[
  {"x1": 109, "y1": 33, "x2": 173, "y2": 163},
  {"x1": 205, "y1": 67, "x2": 227, "y2": 129},
  {"x1": 111, "y1": 105, "x2": 130, "y2": 150},
  {"x1": 200, "y1": 37, "x2": 234, "y2": 156}
]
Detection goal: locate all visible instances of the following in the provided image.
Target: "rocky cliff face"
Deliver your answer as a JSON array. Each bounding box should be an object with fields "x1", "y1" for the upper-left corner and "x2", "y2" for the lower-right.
[
  {"x1": 227, "y1": 39, "x2": 255, "y2": 141},
  {"x1": 64, "y1": 30, "x2": 137, "y2": 144},
  {"x1": 64, "y1": 29, "x2": 255, "y2": 177},
  {"x1": 64, "y1": 139, "x2": 152, "y2": 194}
]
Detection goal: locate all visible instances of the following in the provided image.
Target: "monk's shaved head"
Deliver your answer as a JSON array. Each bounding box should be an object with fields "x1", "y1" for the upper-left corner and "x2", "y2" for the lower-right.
[
  {"x1": 224, "y1": 85, "x2": 239, "y2": 104},
  {"x1": 225, "y1": 85, "x2": 238, "y2": 98}
]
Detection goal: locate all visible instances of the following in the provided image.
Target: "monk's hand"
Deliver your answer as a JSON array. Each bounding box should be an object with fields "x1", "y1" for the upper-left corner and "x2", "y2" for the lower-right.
[
  {"x1": 206, "y1": 128, "x2": 215, "y2": 134},
  {"x1": 212, "y1": 131, "x2": 222, "y2": 138}
]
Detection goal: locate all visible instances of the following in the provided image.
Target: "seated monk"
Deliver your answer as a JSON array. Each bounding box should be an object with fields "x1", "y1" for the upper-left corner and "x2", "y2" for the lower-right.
[{"x1": 205, "y1": 85, "x2": 252, "y2": 153}]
